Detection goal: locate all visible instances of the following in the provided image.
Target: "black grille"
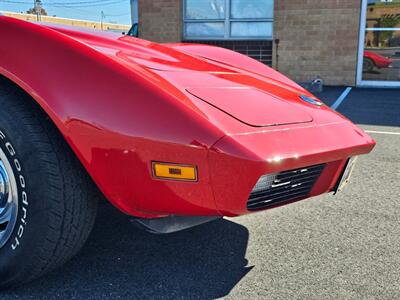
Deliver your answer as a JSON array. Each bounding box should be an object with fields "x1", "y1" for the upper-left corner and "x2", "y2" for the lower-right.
[
  {"x1": 183, "y1": 40, "x2": 273, "y2": 66},
  {"x1": 247, "y1": 164, "x2": 326, "y2": 211}
]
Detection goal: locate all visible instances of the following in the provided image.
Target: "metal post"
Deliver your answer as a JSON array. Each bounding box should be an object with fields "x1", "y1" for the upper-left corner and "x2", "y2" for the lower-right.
[
  {"x1": 34, "y1": 0, "x2": 40, "y2": 22},
  {"x1": 130, "y1": 0, "x2": 138, "y2": 25},
  {"x1": 101, "y1": 11, "x2": 105, "y2": 30}
]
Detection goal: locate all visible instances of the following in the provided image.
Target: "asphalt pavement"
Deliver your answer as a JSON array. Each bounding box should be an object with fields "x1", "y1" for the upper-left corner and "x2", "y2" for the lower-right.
[{"x1": 3, "y1": 87, "x2": 400, "y2": 299}]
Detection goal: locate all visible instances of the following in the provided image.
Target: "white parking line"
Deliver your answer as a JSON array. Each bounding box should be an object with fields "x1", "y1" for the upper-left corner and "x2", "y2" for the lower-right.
[
  {"x1": 365, "y1": 130, "x2": 400, "y2": 136},
  {"x1": 331, "y1": 87, "x2": 352, "y2": 110}
]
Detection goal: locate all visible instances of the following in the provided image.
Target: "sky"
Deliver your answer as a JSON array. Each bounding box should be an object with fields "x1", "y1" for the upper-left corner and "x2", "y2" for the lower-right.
[{"x1": 0, "y1": 0, "x2": 132, "y2": 24}]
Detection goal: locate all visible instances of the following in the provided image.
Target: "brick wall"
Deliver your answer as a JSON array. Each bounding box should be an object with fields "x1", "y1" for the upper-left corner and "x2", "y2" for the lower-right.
[
  {"x1": 138, "y1": 0, "x2": 362, "y2": 86},
  {"x1": 138, "y1": 0, "x2": 182, "y2": 43},
  {"x1": 138, "y1": 0, "x2": 273, "y2": 66},
  {"x1": 273, "y1": 1, "x2": 362, "y2": 86}
]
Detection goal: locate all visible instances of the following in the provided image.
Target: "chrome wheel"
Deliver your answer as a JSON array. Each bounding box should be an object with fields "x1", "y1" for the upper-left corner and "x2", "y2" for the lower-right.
[{"x1": 0, "y1": 148, "x2": 18, "y2": 249}]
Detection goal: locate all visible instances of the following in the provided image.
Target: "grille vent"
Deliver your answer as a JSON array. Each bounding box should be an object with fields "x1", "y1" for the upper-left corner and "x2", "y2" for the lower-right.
[{"x1": 247, "y1": 164, "x2": 325, "y2": 211}]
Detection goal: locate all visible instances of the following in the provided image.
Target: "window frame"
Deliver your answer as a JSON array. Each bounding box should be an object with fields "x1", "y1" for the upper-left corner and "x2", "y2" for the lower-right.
[
  {"x1": 182, "y1": 0, "x2": 274, "y2": 40},
  {"x1": 356, "y1": 0, "x2": 400, "y2": 87}
]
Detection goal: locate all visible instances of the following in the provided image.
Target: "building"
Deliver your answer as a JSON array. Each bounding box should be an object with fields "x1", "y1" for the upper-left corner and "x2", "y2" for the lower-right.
[{"x1": 137, "y1": 0, "x2": 400, "y2": 87}]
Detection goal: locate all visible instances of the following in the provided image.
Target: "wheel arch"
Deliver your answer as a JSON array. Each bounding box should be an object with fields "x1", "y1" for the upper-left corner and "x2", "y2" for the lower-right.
[
  {"x1": 0, "y1": 73, "x2": 104, "y2": 197},
  {"x1": 0, "y1": 70, "x2": 66, "y2": 136},
  {"x1": 363, "y1": 57, "x2": 376, "y2": 66}
]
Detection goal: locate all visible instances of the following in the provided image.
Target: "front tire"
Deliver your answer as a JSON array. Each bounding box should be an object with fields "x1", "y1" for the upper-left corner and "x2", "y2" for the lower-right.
[
  {"x1": 363, "y1": 58, "x2": 375, "y2": 73},
  {"x1": 0, "y1": 78, "x2": 99, "y2": 289}
]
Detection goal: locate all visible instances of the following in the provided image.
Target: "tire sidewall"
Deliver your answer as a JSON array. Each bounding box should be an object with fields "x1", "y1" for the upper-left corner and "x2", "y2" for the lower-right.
[
  {"x1": 363, "y1": 58, "x2": 374, "y2": 72},
  {"x1": 0, "y1": 117, "x2": 48, "y2": 285}
]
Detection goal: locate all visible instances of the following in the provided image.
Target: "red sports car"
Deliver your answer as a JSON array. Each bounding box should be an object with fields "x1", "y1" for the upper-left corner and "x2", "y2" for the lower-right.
[
  {"x1": 0, "y1": 16, "x2": 375, "y2": 288},
  {"x1": 364, "y1": 50, "x2": 393, "y2": 72}
]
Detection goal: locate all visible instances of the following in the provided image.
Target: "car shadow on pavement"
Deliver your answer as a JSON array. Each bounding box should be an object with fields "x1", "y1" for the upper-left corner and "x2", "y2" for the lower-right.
[{"x1": 4, "y1": 203, "x2": 252, "y2": 299}]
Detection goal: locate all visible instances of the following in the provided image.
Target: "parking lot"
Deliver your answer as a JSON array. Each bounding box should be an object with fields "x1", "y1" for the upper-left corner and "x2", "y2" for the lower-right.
[{"x1": 3, "y1": 87, "x2": 400, "y2": 300}]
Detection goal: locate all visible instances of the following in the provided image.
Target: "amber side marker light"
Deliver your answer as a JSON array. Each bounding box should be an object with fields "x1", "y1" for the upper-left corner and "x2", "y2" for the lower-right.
[{"x1": 152, "y1": 162, "x2": 198, "y2": 181}]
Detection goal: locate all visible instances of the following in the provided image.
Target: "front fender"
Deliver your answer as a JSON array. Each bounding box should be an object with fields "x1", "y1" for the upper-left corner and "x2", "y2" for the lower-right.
[{"x1": 0, "y1": 17, "x2": 224, "y2": 217}]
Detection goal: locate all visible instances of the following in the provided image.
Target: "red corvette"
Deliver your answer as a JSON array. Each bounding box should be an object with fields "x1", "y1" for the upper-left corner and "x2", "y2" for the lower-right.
[
  {"x1": 364, "y1": 50, "x2": 393, "y2": 72},
  {"x1": 0, "y1": 16, "x2": 375, "y2": 288}
]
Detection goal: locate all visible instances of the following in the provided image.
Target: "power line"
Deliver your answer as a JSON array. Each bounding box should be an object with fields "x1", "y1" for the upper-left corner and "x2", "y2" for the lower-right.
[
  {"x1": 45, "y1": 4, "x2": 93, "y2": 14},
  {"x1": 0, "y1": 0, "x2": 34, "y2": 4},
  {"x1": 51, "y1": 2, "x2": 126, "y2": 8},
  {"x1": 101, "y1": 11, "x2": 128, "y2": 16},
  {"x1": 47, "y1": 0, "x2": 126, "y2": 6},
  {"x1": 48, "y1": 0, "x2": 122, "y2": 4}
]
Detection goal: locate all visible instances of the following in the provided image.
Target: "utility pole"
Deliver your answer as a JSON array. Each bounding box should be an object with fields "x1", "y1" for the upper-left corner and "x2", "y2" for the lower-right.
[
  {"x1": 34, "y1": 0, "x2": 42, "y2": 21},
  {"x1": 130, "y1": 0, "x2": 138, "y2": 25},
  {"x1": 101, "y1": 11, "x2": 105, "y2": 30}
]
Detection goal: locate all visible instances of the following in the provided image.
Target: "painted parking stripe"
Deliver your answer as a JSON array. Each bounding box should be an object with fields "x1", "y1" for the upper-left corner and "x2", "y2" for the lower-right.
[
  {"x1": 365, "y1": 130, "x2": 400, "y2": 136},
  {"x1": 331, "y1": 87, "x2": 352, "y2": 110}
]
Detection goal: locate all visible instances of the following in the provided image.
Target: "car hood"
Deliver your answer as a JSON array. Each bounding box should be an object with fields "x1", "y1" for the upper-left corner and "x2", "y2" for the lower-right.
[
  {"x1": 186, "y1": 87, "x2": 312, "y2": 127},
  {"x1": 46, "y1": 25, "x2": 323, "y2": 127},
  {"x1": 46, "y1": 24, "x2": 232, "y2": 72}
]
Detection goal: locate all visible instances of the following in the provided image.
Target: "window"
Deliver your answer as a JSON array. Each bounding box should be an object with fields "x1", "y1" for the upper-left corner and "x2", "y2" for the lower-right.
[
  {"x1": 358, "y1": 0, "x2": 400, "y2": 85},
  {"x1": 183, "y1": 0, "x2": 274, "y2": 40}
]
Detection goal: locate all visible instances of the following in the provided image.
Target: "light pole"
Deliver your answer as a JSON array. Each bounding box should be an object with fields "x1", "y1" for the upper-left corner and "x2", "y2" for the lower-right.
[
  {"x1": 101, "y1": 10, "x2": 105, "y2": 30},
  {"x1": 33, "y1": 0, "x2": 42, "y2": 21},
  {"x1": 130, "y1": 0, "x2": 138, "y2": 25}
]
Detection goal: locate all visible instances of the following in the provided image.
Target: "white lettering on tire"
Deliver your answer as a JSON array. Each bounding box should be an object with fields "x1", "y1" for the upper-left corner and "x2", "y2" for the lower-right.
[{"x1": 0, "y1": 129, "x2": 28, "y2": 250}]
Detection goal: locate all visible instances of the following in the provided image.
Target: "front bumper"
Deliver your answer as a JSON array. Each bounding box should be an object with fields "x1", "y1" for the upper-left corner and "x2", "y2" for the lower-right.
[
  {"x1": 113, "y1": 121, "x2": 374, "y2": 219},
  {"x1": 208, "y1": 121, "x2": 375, "y2": 216}
]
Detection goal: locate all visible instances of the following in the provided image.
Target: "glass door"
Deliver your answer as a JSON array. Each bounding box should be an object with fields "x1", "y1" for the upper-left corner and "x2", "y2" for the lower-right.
[{"x1": 357, "y1": 0, "x2": 400, "y2": 87}]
